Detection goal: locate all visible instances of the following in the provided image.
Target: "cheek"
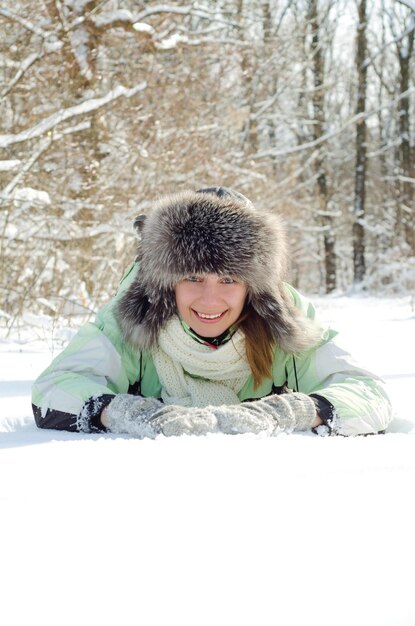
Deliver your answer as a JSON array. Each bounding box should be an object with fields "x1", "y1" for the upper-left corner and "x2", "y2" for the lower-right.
[
  {"x1": 174, "y1": 286, "x2": 183, "y2": 313},
  {"x1": 230, "y1": 287, "x2": 248, "y2": 312},
  {"x1": 175, "y1": 284, "x2": 192, "y2": 313}
]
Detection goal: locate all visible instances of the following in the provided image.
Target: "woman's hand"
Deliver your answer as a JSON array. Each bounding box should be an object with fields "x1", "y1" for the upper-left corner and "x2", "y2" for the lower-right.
[
  {"x1": 100, "y1": 406, "x2": 110, "y2": 428},
  {"x1": 101, "y1": 394, "x2": 164, "y2": 438},
  {"x1": 312, "y1": 414, "x2": 323, "y2": 428}
]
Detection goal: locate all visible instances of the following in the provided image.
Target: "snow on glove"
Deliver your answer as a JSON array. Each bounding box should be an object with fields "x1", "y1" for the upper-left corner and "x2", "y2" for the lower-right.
[
  {"x1": 211, "y1": 392, "x2": 317, "y2": 435},
  {"x1": 152, "y1": 405, "x2": 218, "y2": 437},
  {"x1": 105, "y1": 395, "x2": 218, "y2": 439},
  {"x1": 105, "y1": 394, "x2": 165, "y2": 439},
  {"x1": 210, "y1": 403, "x2": 276, "y2": 435},
  {"x1": 152, "y1": 404, "x2": 272, "y2": 437},
  {"x1": 105, "y1": 392, "x2": 316, "y2": 439}
]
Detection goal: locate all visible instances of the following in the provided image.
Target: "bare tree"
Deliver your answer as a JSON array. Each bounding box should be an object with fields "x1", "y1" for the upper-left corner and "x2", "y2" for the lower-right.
[
  {"x1": 308, "y1": 0, "x2": 336, "y2": 292},
  {"x1": 394, "y1": 2, "x2": 415, "y2": 254},
  {"x1": 353, "y1": 0, "x2": 368, "y2": 284},
  {"x1": 1, "y1": 0, "x2": 414, "y2": 330}
]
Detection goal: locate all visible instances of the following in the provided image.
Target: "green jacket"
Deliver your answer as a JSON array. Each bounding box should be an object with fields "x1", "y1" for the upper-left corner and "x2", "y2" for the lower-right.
[{"x1": 32, "y1": 263, "x2": 392, "y2": 436}]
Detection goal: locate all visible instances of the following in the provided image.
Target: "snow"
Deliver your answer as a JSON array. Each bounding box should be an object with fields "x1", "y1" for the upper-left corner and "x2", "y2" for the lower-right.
[
  {"x1": 132, "y1": 21, "x2": 155, "y2": 34},
  {"x1": 0, "y1": 159, "x2": 21, "y2": 171},
  {"x1": 69, "y1": 27, "x2": 93, "y2": 81},
  {"x1": 0, "y1": 295, "x2": 414, "y2": 626},
  {"x1": 13, "y1": 186, "x2": 51, "y2": 206},
  {"x1": 156, "y1": 32, "x2": 184, "y2": 50}
]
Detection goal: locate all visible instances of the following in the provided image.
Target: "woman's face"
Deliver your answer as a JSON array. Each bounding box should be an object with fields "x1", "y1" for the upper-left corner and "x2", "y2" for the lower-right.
[{"x1": 175, "y1": 273, "x2": 248, "y2": 337}]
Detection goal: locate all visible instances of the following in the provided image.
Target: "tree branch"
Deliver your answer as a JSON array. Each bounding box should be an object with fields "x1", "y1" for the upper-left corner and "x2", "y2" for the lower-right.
[
  {"x1": 134, "y1": 4, "x2": 239, "y2": 28},
  {"x1": 0, "y1": 52, "x2": 42, "y2": 100},
  {"x1": 254, "y1": 86, "x2": 415, "y2": 160},
  {"x1": 0, "y1": 82, "x2": 147, "y2": 148},
  {"x1": 0, "y1": 6, "x2": 49, "y2": 37},
  {"x1": 0, "y1": 121, "x2": 91, "y2": 200}
]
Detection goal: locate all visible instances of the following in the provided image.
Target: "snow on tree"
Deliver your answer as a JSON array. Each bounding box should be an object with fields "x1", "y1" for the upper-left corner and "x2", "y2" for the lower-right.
[{"x1": 0, "y1": 0, "x2": 414, "y2": 330}]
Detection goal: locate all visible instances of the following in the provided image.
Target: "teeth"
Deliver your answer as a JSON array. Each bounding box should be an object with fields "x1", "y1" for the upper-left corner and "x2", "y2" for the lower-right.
[{"x1": 197, "y1": 312, "x2": 222, "y2": 319}]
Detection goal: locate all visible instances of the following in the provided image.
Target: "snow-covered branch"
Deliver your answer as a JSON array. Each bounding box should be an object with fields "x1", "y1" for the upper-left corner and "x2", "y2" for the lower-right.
[
  {"x1": 91, "y1": 9, "x2": 153, "y2": 33},
  {"x1": 1, "y1": 137, "x2": 52, "y2": 200},
  {"x1": 1, "y1": 121, "x2": 91, "y2": 200},
  {"x1": 134, "y1": 4, "x2": 195, "y2": 20},
  {"x1": 134, "y1": 4, "x2": 239, "y2": 28},
  {"x1": 254, "y1": 86, "x2": 415, "y2": 160},
  {"x1": 254, "y1": 112, "x2": 365, "y2": 159},
  {"x1": 1, "y1": 39, "x2": 64, "y2": 101},
  {"x1": 0, "y1": 160, "x2": 21, "y2": 172},
  {"x1": 0, "y1": 82, "x2": 147, "y2": 149},
  {"x1": 0, "y1": 6, "x2": 49, "y2": 37},
  {"x1": 0, "y1": 52, "x2": 41, "y2": 100}
]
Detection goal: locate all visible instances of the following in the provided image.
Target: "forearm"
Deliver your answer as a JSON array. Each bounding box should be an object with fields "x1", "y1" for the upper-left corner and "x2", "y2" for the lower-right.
[
  {"x1": 32, "y1": 319, "x2": 136, "y2": 431},
  {"x1": 312, "y1": 379, "x2": 392, "y2": 435},
  {"x1": 291, "y1": 340, "x2": 392, "y2": 435},
  {"x1": 32, "y1": 393, "x2": 114, "y2": 433}
]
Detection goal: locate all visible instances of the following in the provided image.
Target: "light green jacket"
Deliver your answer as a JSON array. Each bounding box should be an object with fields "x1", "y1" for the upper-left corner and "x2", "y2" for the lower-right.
[{"x1": 32, "y1": 263, "x2": 393, "y2": 436}]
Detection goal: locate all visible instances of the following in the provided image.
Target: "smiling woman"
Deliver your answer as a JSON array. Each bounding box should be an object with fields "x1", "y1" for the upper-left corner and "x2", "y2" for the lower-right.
[{"x1": 32, "y1": 187, "x2": 393, "y2": 438}]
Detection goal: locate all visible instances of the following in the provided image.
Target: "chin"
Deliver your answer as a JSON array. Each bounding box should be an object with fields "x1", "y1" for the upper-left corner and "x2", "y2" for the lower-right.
[
  {"x1": 192, "y1": 318, "x2": 230, "y2": 337},
  {"x1": 196, "y1": 325, "x2": 225, "y2": 337}
]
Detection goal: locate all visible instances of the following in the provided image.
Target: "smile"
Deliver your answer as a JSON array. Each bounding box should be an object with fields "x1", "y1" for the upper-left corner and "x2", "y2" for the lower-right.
[{"x1": 192, "y1": 310, "x2": 227, "y2": 321}]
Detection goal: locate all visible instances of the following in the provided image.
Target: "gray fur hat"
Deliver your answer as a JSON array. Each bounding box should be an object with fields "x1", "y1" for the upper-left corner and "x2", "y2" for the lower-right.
[{"x1": 117, "y1": 187, "x2": 319, "y2": 353}]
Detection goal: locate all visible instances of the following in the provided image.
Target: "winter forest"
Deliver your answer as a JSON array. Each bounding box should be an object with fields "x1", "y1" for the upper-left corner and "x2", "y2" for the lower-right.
[{"x1": 1, "y1": 0, "x2": 414, "y2": 332}]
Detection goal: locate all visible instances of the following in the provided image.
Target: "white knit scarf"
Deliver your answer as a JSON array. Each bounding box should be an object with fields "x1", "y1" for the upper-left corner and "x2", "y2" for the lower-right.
[{"x1": 152, "y1": 316, "x2": 251, "y2": 407}]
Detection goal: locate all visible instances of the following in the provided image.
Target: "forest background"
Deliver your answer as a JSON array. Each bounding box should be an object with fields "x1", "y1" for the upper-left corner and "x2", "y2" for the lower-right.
[{"x1": 1, "y1": 0, "x2": 414, "y2": 331}]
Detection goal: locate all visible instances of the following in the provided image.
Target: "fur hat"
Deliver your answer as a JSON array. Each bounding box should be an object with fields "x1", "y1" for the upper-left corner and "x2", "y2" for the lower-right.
[{"x1": 117, "y1": 187, "x2": 319, "y2": 353}]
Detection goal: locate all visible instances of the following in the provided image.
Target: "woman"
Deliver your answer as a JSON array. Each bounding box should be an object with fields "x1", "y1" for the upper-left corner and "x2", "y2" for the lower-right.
[{"x1": 32, "y1": 187, "x2": 393, "y2": 438}]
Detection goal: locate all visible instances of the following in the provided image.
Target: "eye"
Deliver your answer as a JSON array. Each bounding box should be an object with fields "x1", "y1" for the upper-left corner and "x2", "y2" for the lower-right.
[
  {"x1": 185, "y1": 275, "x2": 202, "y2": 282},
  {"x1": 221, "y1": 276, "x2": 237, "y2": 284}
]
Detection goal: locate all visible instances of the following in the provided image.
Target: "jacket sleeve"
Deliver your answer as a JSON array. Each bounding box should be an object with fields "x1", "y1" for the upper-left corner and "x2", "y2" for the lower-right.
[
  {"x1": 32, "y1": 263, "x2": 141, "y2": 432},
  {"x1": 283, "y1": 285, "x2": 393, "y2": 436}
]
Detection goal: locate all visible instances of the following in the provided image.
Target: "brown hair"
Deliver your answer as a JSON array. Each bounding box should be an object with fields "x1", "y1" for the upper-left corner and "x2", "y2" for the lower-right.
[{"x1": 237, "y1": 305, "x2": 275, "y2": 389}]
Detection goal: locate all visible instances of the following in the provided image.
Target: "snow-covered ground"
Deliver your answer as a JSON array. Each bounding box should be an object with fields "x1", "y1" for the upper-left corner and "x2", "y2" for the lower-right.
[{"x1": 1, "y1": 294, "x2": 414, "y2": 626}]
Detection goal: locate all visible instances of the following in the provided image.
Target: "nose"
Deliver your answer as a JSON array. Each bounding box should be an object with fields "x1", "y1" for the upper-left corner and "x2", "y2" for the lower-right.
[{"x1": 198, "y1": 280, "x2": 222, "y2": 308}]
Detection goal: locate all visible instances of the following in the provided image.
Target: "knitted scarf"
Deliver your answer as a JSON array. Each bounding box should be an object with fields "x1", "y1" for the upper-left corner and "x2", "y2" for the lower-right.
[{"x1": 152, "y1": 316, "x2": 251, "y2": 407}]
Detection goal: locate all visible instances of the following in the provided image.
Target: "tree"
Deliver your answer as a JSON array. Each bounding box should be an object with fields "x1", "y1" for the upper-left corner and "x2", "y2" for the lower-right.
[
  {"x1": 308, "y1": 0, "x2": 336, "y2": 292},
  {"x1": 394, "y1": 1, "x2": 415, "y2": 254},
  {"x1": 1, "y1": 0, "x2": 414, "y2": 329},
  {"x1": 352, "y1": 0, "x2": 368, "y2": 284}
]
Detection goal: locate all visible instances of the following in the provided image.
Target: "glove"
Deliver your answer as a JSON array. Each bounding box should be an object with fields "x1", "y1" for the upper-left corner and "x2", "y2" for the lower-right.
[
  {"x1": 151, "y1": 392, "x2": 316, "y2": 437},
  {"x1": 105, "y1": 394, "x2": 165, "y2": 439},
  {"x1": 212, "y1": 392, "x2": 317, "y2": 435},
  {"x1": 152, "y1": 404, "x2": 218, "y2": 437},
  {"x1": 105, "y1": 394, "x2": 218, "y2": 439},
  {"x1": 106, "y1": 392, "x2": 317, "y2": 439},
  {"x1": 148, "y1": 403, "x2": 276, "y2": 437}
]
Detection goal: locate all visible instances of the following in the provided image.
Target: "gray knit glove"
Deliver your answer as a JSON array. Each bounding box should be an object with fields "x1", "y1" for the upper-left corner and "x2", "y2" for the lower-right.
[
  {"x1": 152, "y1": 404, "x2": 218, "y2": 437},
  {"x1": 152, "y1": 392, "x2": 316, "y2": 437},
  {"x1": 212, "y1": 392, "x2": 317, "y2": 435},
  {"x1": 105, "y1": 394, "x2": 218, "y2": 439},
  {"x1": 106, "y1": 392, "x2": 316, "y2": 439},
  {"x1": 106, "y1": 394, "x2": 165, "y2": 439}
]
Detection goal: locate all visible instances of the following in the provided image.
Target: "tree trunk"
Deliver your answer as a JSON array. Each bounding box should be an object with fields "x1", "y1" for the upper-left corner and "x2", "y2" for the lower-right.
[
  {"x1": 353, "y1": 0, "x2": 368, "y2": 284},
  {"x1": 309, "y1": 0, "x2": 336, "y2": 292},
  {"x1": 397, "y1": 21, "x2": 415, "y2": 255},
  {"x1": 236, "y1": 0, "x2": 259, "y2": 152}
]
